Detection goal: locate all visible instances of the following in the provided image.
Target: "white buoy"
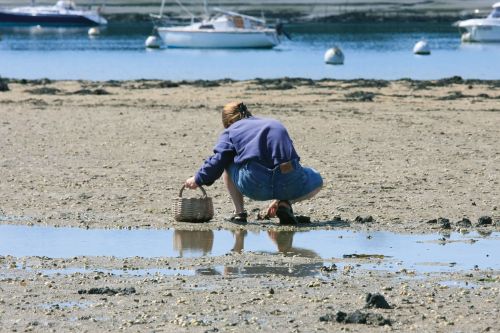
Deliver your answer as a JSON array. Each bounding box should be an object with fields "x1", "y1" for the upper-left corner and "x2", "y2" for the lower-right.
[
  {"x1": 324, "y1": 46, "x2": 344, "y2": 65},
  {"x1": 145, "y1": 35, "x2": 161, "y2": 49},
  {"x1": 413, "y1": 40, "x2": 430, "y2": 55},
  {"x1": 88, "y1": 27, "x2": 100, "y2": 36}
]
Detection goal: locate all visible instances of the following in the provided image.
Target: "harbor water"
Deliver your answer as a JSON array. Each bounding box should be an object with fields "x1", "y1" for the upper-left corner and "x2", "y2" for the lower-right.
[{"x1": 1, "y1": 22, "x2": 499, "y2": 80}]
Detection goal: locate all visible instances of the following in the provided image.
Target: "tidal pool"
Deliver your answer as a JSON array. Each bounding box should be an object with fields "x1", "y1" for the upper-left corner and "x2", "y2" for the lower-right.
[{"x1": 0, "y1": 225, "x2": 497, "y2": 275}]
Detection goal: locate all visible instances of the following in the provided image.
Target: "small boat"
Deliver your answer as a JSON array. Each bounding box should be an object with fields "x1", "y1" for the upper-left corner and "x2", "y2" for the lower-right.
[
  {"x1": 155, "y1": 0, "x2": 287, "y2": 49},
  {"x1": 0, "y1": 0, "x2": 107, "y2": 26},
  {"x1": 456, "y1": 2, "x2": 500, "y2": 42}
]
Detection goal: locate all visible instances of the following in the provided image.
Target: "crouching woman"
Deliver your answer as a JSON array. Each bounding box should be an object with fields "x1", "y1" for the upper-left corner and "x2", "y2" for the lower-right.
[{"x1": 184, "y1": 102, "x2": 323, "y2": 224}]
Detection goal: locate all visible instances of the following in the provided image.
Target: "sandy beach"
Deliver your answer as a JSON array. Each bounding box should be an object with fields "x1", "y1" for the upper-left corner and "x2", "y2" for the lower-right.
[
  {"x1": 0, "y1": 78, "x2": 499, "y2": 232},
  {"x1": 0, "y1": 78, "x2": 499, "y2": 331}
]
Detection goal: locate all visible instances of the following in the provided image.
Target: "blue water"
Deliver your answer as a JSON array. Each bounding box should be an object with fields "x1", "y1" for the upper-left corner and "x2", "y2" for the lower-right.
[
  {"x1": 0, "y1": 22, "x2": 499, "y2": 80},
  {"x1": 0, "y1": 225, "x2": 498, "y2": 273}
]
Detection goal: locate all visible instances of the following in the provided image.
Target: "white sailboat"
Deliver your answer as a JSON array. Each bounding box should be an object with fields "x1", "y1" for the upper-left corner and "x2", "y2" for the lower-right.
[
  {"x1": 155, "y1": 0, "x2": 286, "y2": 49},
  {"x1": 456, "y1": 2, "x2": 500, "y2": 42}
]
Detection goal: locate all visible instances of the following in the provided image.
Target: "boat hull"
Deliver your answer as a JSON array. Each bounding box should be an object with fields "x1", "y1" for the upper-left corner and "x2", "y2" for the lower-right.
[
  {"x1": 0, "y1": 11, "x2": 106, "y2": 26},
  {"x1": 158, "y1": 28, "x2": 279, "y2": 48},
  {"x1": 458, "y1": 19, "x2": 500, "y2": 42}
]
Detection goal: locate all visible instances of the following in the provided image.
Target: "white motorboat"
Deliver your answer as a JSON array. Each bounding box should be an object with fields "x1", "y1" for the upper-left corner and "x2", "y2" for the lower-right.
[
  {"x1": 0, "y1": 0, "x2": 107, "y2": 26},
  {"x1": 456, "y1": 2, "x2": 500, "y2": 42},
  {"x1": 155, "y1": 1, "x2": 285, "y2": 49}
]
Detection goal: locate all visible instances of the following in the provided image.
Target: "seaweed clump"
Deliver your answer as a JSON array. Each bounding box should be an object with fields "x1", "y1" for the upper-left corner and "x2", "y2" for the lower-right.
[{"x1": 344, "y1": 91, "x2": 376, "y2": 102}]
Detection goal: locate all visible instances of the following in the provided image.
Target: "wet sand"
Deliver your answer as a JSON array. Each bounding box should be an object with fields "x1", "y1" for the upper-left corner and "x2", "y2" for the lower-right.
[
  {"x1": 0, "y1": 78, "x2": 499, "y2": 232},
  {"x1": 0, "y1": 78, "x2": 499, "y2": 331}
]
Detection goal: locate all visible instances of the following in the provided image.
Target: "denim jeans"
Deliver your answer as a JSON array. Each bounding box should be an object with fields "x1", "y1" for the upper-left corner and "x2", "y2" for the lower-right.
[{"x1": 227, "y1": 159, "x2": 323, "y2": 201}]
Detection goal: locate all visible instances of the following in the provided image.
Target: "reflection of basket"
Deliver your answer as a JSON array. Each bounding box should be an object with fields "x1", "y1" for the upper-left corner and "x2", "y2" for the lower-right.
[{"x1": 173, "y1": 185, "x2": 214, "y2": 222}]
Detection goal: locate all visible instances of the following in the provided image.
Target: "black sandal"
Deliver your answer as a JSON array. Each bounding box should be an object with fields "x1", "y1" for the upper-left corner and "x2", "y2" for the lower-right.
[
  {"x1": 276, "y1": 201, "x2": 298, "y2": 225},
  {"x1": 225, "y1": 211, "x2": 248, "y2": 223}
]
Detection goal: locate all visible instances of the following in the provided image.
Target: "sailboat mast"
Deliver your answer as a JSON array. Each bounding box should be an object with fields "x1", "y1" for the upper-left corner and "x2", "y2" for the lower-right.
[
  {"x1": 203, "y1": 0, "x2": 208, "y2": 16},
  {"x1": 159, "y1": 0, "x2": 166, "y2": 16}
]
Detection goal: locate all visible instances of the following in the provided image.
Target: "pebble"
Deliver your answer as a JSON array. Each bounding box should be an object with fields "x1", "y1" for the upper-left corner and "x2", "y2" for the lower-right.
[{"x1": 365, "y1": 293, "x2": 392, "y2": 309}]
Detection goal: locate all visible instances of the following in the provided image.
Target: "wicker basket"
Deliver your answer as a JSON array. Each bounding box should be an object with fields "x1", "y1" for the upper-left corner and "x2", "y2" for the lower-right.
[{"x1": 173, "y1": 185, "x2": 214, "y2": 222}]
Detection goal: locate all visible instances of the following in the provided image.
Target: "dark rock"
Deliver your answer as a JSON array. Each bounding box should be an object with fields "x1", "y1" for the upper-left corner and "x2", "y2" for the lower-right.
[
  {"x1": 321, "y1": 310, "x2": 391, "y2": 326},
  {"x1": 426, "y1": 219, "x2": 438, "y2": 224},
  {"x1": 319, "y1": 314, "x2": 332, "y2": 322},
  {"x1": 348, "y1": 310, "x2": 391, "y2": 326},
  {"x1": 355, "y1": 215, "x2": 374, "y2": 223},
  {"x1": 319, "y1": 311, "x2": 346, "y2": 323},
  {"x1": 78, "y1": 287, "x2": 136, "y2": 296},
  {"x1": 365, "y1": 293, "x2": 392, "y2": 309},
  {"x1": 477, "y1": 216, "x2": 492, "y2": 226},
  {"x1": 320, "y1": 264, "x2": 337, "y2": 272},
  {"x1": 438, "y1": 218, "x2": 451, "y2": 229},
  {"x1": 335, "y1": 311, "x2": 347, "y2": 323},
  {"x1": 345, "y1": 310, "x2": 368, "y2": 324},
  {"x1": 295, "y1": 215, "x2": 311, "y2": 223},
  {"x1": 0, "y1": 77, "x2": 9, "y2": 92},
  {"x1": 456, "y1": 218, "x2": 472, "y2": 228}
]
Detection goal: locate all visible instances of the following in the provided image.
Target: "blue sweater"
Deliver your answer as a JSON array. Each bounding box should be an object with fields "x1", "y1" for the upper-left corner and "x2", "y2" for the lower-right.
[{"x1": 195, "y1": 117, "x2": 300, "y2": 186}]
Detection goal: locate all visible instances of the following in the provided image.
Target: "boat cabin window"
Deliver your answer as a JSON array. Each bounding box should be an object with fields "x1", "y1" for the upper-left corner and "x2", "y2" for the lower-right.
[
  {"x1": 199, "y1": 24, "x2": 215, "y2": 29},
  {"x1": 55, "y1": 0, "x2": 76, "y2": 10},
  {"x1": 488, "y1": 8, "x2": 500, "y2": 18},
  {"x1": 232, "y1": 16, "x2": 244, "y2": 28}
]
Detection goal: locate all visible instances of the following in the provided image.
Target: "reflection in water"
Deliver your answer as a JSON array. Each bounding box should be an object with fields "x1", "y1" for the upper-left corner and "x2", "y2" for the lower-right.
[
  {"x1": 173, "y1": 230, "x2": 214, "y2": 257},
  {"x1": 229, "y1": 230, "x2": 322, "y2": 277},
  {"x1": 1, "y1": 225, "x2": 497, "y2": 274},
  {"x1": 174, "y1": 229, "x2": 322, "y2": 277}
]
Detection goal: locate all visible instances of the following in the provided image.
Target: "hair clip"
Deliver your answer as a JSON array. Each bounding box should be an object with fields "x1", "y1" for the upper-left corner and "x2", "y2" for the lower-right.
[{"x1": 238, "y1": 103, "x2": 249, "y2": 117}]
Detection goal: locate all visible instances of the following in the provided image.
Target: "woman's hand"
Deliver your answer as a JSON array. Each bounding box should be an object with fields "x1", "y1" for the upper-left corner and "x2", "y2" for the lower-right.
[{"x1": 184, "y1": 176, "x2": 199, "y2": 189}]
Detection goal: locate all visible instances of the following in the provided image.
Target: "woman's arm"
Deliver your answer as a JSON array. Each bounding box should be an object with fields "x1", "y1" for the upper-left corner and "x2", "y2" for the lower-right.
[{"x1": 185, "y1": 131, "x2": 235, "y2": 187}]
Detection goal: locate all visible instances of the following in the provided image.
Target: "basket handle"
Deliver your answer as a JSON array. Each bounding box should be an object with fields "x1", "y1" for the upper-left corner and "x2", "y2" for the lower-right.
[{"x1": 178, "y1": 184, "x2": 208, "y2": 198}]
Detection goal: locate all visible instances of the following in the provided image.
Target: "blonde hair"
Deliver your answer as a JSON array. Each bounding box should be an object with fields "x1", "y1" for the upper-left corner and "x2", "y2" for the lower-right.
[{"x1": 222, "y1": 101, "x2": 252, "y2": 128}]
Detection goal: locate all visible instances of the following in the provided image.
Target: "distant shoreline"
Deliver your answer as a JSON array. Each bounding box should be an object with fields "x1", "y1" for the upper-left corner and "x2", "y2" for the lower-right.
[
  {"x1": 103, "y1": 11, "x2": 476, "y2": 24},
  {"x1": 2, "y1": 76, "x2": 500, "y2": 89},
  {"x1": 0, "y1": 0, "x2": 493, "y2": 24}
]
